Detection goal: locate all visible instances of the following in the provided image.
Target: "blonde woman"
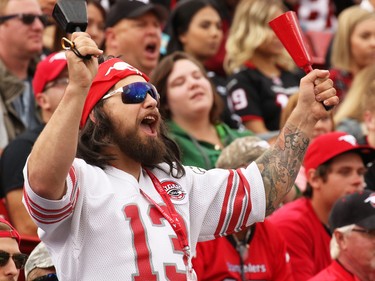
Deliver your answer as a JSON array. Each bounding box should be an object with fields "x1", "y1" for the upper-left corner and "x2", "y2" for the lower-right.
[
  {"x1": 330, "y1": 6, "x2": 375, "y2": 101},
  {"x1": 334, "y1": 64, "x2": 375, "y2": 142},
  {"x1": 361, "y1": 73, "x2": 375, "y2": 191},
  {"x1": 224, "y1": 0, "x2": 301, "y2": 136},
  {"x1": 334, "y1": 64, "x2": 375, "y2": 193}
]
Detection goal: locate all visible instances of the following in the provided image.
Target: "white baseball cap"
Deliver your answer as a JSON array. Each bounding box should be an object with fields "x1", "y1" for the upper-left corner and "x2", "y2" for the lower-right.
[{"x1": 24, "y1": 242, "x2": 54, "y2": 278}]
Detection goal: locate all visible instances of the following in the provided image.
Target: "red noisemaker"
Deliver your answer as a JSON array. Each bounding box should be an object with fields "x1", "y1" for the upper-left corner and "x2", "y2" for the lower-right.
[{"x1": 269, "y1": 11, "x2": 332, "y2": 110}]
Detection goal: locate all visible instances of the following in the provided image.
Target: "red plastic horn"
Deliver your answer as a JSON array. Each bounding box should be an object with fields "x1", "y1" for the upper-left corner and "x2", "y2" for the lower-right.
[
  {"x1": 269, "y1": 11, "x2": 312, "y2": 74},
  {"x1": 269, "y1": 11, "x2": 332, "y2": 110}
]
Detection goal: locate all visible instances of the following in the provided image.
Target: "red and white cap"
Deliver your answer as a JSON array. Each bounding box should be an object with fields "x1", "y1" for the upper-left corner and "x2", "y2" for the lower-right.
[
  {"x1": 304, "y1": 131, "x2": 375, "y2": 175},
  {"x1": 80, "y1": 58, "x2": 149, "y2": 128}
]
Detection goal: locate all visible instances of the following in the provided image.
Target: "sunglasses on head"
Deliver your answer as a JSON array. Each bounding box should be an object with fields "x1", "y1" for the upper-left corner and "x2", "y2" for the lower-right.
[
  {"x1": 0, "y1": 250, "x2": 28, "y2": 269},
  {"x1": 44, "y1": 78, "x2": 69, "y2": 91},
  {"x1": 0, "y1": 13, "x2": 48, "y2": 26},
  {"x1": 102, "y1": 82, "x2": 160, "y2": 106},
  {"x1": 32, "y1": 273, "x2": 58, "y2": 281}
]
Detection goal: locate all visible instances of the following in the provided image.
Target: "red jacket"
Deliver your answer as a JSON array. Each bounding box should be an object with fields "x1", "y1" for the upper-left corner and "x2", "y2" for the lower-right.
[
  {"x1": 268, "y1": 197, "x2": 332, "y2": 280},
  {"x1": 192, "y1": 220, "x2": 294, "y2": 281},
  {"x1": 308, "y1": 260, "x2": 361, "y2": 281}
]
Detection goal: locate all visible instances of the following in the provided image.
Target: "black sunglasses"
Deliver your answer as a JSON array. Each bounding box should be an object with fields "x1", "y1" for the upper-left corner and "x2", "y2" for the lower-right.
[
  {"x1": 32, "y1": 273, "x2": 58, "y2": 281},
  {"x1": 102, "y1": 82, "x2": 160, "y2": 106},
  {"x1": 0, "y1": 250, "x2": 28, "y2": 269},
  {"x1": 0, "y1": 13, "x2": 48, "y2": 26}
]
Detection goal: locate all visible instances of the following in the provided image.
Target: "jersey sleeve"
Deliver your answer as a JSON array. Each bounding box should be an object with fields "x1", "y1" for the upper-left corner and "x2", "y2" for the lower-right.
[
  {"x1": 22, "y1": 158, "x2": 84, "y2": 236},
  {"x1": 186, "y1": 162, "x2": 265, "y2": 244}
]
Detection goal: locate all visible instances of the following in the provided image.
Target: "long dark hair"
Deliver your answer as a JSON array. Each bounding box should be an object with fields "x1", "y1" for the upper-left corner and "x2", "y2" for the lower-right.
[
  {"x1": 77, "y1": 96, "x2": 186, "y2": 178},
  {"x1": 165, "y1": 0, "x2": 221, "y2": 55}
]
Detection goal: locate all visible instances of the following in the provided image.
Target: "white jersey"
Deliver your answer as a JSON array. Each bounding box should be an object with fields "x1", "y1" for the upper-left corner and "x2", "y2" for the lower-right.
[{"x1": 23, "y1": 159, "x2": 265, "y2": 281}]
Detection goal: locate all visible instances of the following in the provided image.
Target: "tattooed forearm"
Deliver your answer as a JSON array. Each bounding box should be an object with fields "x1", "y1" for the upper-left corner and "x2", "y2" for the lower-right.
[{"x1": 255, "y1": 123, "x2": 310, "y2": 216}]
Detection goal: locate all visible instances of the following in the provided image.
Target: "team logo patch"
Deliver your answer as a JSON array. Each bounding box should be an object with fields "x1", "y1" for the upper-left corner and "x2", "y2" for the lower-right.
[
  {"x1": 338, "y1": 135, "x2": 357, "y2": 146},
  {"x1": 161, "y1": 181, "x2": 186, "y2": 201},
  {"x1": 104, "y1": 61, "x2": 142, "y2": 77}
]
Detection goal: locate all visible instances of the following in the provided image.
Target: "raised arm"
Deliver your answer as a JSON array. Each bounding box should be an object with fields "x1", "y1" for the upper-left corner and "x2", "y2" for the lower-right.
[
  {"x1": 256, "y1": 69, "x2": 338, "y2": 216},
  {"x1": 26, "y1": 33, "x2": 103, "y2": 200}
]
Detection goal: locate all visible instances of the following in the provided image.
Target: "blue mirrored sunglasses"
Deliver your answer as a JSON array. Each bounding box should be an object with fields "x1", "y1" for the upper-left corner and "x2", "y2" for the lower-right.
[
  {"x1": 102, "y1": 82, "x2": 160, "y2": 106},
  {"x1": 32, "y1": 273, "x2": 58, "y2": 281}
]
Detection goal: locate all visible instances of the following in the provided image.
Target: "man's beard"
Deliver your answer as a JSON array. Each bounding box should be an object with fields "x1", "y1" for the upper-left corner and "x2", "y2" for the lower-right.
[{"x1": 110, "y1": 123, "x2": 167, "y2": 165}]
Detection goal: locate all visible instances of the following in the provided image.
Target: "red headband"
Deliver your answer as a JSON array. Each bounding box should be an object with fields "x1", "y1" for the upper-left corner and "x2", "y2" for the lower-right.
[
  {"x1": 0, "y1": 218, "x2": 21, "y2": 245},
  {"x1": 80, "y1": 58, "x2": 149, "y2": 128}
]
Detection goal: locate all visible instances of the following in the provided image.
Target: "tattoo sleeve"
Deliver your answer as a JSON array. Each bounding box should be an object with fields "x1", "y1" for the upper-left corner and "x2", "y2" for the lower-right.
[{"x1": 255, "y1": 123, "x2": 310, "y2": 216}]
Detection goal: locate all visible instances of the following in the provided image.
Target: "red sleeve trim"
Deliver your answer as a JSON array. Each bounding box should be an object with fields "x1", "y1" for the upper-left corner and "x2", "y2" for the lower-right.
[
  {"x1": 214, "y1": 170, "x2": 234, "y2": 237},
  {"x1": 214, "y1": 169, "x2": 252, "y2": 237},
  {"x1": 24, "y1": 166, "x2": 80, "y2": 224}
]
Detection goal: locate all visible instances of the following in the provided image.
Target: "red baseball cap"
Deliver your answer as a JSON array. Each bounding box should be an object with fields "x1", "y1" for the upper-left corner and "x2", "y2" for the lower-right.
[
  {"x1": 80, "y1": 58, "x2": 149, "y2": 128},
  {"x1": 304, "y1": 131, "x2": 375, "y2": 176},
  {"x1": 0, "y1": 218, "x2": 21, "y2": 245},
  {"x1": 33, "y1": 52, "x2": 68, "y2": 97}
]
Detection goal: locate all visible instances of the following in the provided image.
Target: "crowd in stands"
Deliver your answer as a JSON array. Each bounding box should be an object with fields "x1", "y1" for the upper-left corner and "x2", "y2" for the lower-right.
[{"x1": 0, "y1": 0, "x2": 374, "y2": 280}]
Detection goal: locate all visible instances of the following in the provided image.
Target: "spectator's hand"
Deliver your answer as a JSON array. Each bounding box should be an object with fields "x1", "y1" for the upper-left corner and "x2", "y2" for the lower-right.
[
  {"x1": 296, "y1": 69, "x2": 338, "y2": 123},
  {"x1": 65, "y1": 32, "x2": 103, "y2": 96}
]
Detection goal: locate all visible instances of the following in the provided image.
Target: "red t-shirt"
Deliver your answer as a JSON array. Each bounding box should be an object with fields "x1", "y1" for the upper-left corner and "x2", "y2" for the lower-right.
[
  {"x1": 268, "y1": 197, "x2": 332, "y2": 280},
  {"x1": 192, "y1": 220, "x2": 294, "y2": 281},
  {"x1": 308, "y1": 260, "x2": 361, "y2": 281}
]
